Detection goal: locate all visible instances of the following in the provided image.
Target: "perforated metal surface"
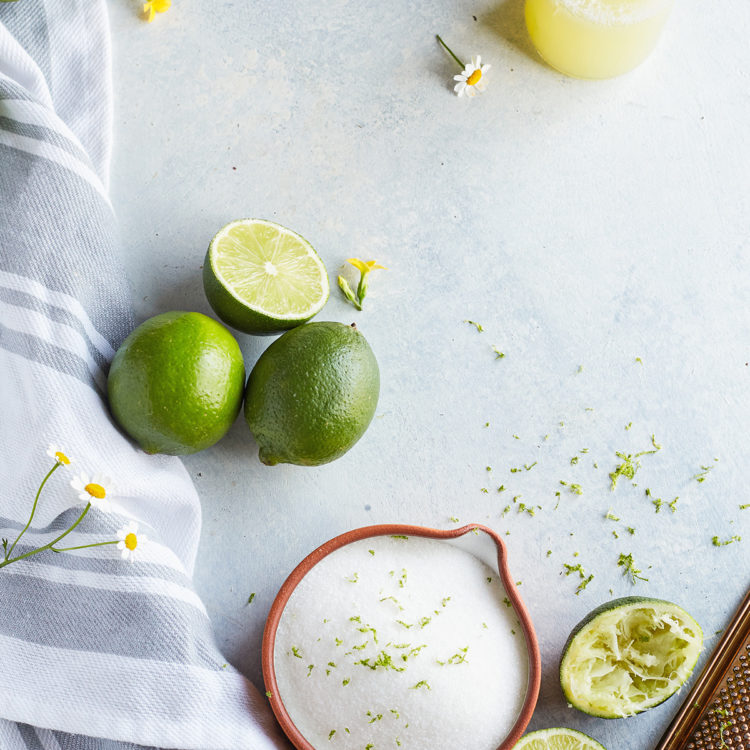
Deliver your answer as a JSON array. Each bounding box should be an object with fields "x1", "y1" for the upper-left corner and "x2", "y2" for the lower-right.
[
  {"x1": 656, "y1": 591, "x2": 750, "y2": 750},
  {"x1": 685, "y1": 643, "x2": 750, "y2": 749}
]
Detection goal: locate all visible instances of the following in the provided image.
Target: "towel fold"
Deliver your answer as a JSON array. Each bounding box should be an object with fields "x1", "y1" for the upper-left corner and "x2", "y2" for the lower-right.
[{"x1": 0, "y1": 2, "x2": 288, "y2": 748}]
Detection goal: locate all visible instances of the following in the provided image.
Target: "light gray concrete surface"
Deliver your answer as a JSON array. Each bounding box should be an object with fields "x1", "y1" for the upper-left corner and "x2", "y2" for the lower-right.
[{"x1": 108, "y1": 1, "x2": 749, "y2": 747}]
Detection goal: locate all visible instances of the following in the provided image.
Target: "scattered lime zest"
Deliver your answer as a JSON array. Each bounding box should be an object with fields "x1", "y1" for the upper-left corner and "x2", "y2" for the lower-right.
[
  {"x1": 247, "y1": 592, "x2": 256, "y2": 604},
  {"x1": 712, "y1": 535, "x2": 741, "y2": 547},
  {"x1": 328, "y1": 730, "x2": 336, "y2": 740},
  {"x1": 635, "y1": 357, "x2": 643, "y2": 364},
  {"x1": 492, "y1": 346, "x2": 505, "y2": 359},
  {"x1": 618, "y1": 552, "x2": 648, "y2": 583},
  {"x1": 464, "y1": 319, "x2": 484, "y2": 332},
  {"x1": 390, "y1": 535, "x2": 408, "y2": 540},
  {"x1": 410, "y1": 680, "x2": 431, "y2": 690},
  {"x1": 524, "y1": 461, "x2": 537, "y2": 471},
  {"x1": 740, "y1": 503, "x2": 750, "y2": 510},
  {"x1": 625, "y1": 422, "x2": 632, "y2": 431},
  {"x1": 265, "y1": 690, "x2": 272, "y2": 698},
  {"x1": 291, "y1": 646, "x2": 303, "y2": 658},
  {"x1": 605, "y1": 510, "x2": 620, "y2": 521}
]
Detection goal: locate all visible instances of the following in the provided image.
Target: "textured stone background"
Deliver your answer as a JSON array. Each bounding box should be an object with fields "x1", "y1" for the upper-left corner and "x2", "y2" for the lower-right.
[{"x1": 109, "y1": 1, "x2": 749, "y2": 746}]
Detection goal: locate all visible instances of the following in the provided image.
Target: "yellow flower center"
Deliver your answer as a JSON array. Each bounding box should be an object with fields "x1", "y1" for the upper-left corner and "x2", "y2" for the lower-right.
[
  {"x1": 467, "y1": 69, "x2": 482, "y2": 86},
  {"x1": 85, "y1": 483, "x2": 106, "y2": 499},
  {"x1": 124, "y1": 533, "x2": 138, "y2": 551},
  {"x1": 55, "y1": 451, "x2": 70, "y2": 465}
]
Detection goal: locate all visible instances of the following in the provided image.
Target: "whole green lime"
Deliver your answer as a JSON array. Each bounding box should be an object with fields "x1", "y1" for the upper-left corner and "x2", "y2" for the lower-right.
[
  {"x1": 107, "y1": 311, "x2": 245, "y2": 455},
  {"x1": 244, "y1": 322, "x2": 379, "y2": 466}
]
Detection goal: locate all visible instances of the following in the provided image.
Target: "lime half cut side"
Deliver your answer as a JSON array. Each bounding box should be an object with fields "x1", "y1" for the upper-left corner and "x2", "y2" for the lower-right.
[
  {"x1": 560, "y1": 596, "x2": 703, "y2": 719},
  {"x1": 513, "y1": 727, "x2": 606, "y2": 749},
  {"x1": 204, "y1": 218, "x2": 329, "y2": 335}
]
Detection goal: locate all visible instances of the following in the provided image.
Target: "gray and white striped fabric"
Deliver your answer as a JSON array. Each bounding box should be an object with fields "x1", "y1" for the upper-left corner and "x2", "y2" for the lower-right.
[{"x1": 0, "y1": 3, "x2": 287, "y2": 749}]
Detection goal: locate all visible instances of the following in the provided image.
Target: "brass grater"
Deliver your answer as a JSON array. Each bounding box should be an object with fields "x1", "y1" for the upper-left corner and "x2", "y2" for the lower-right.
[{"x1": 655, "y1": 588, "x2": 750, "y2": 750}]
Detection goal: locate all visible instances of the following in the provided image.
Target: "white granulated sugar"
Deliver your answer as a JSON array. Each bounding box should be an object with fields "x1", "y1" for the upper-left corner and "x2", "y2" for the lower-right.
[
  {"x1": 274, "y1": 535, "x2": 529, "y2": 749},
  {"x1": 556, "y1": 0, "x2": 672, "y2": 25}
]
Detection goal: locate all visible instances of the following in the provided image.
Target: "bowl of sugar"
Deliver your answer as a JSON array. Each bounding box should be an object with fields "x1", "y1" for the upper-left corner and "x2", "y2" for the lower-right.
[{"x1": 262, "y1": 524, "x2": 541, "y2": 750}]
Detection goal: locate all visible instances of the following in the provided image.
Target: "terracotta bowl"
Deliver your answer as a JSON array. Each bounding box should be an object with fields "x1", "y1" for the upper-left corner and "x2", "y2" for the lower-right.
[{"x1": 262, "y1": 523, "x2": 541, "y2": 750}]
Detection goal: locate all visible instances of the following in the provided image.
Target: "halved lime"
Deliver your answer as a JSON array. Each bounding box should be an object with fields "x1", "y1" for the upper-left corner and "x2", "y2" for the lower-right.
[
  {"x1": 560, "y1": 596, "x2": 703, "y2": 718},
  {"x1": 203, "y1": 219, "x2": 329, "y2": 335},
  {"x1": 514, "y1": 728, "x2": 606, "y2": 749}
]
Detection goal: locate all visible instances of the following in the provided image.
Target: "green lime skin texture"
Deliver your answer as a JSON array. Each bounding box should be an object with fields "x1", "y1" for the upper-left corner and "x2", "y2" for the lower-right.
[
  {"x1": 559, "y1": 596, "x2": 703, "y2": 719},
  {"x1": 107, "y1": 311, "x2": 245, "y2": 455},
  {"x1": 203, "y1": 218, "x2": 329, "y2": 335},
  {"x1": 244, "y1": 322, "x2": 380, "y2": 466}
]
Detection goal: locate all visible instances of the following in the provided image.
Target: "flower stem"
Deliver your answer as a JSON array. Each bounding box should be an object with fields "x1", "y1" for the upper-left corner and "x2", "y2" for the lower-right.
[
  {"x1": 51, "y1": 540, "x2": 118, "y2": 553},
  {"x1": 436, "y1": 35, "x2": 464, "y2": 69},
  {"x1": 5, "y1": 461, "x2": 60, "y2": 560},
  {"x1": 0, "y1": 503, "x2": 91, "y2": 569}
]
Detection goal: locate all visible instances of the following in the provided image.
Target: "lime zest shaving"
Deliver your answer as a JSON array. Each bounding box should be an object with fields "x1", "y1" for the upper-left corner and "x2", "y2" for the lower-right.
[
  {"x1": 712, "y1": 535, "x2": 741, "y2": 547},
  {"x1": 618, "y1": 552, "x2": 648, "y2": 583}
]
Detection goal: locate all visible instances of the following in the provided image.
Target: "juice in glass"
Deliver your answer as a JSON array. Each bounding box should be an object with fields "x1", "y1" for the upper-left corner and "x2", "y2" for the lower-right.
[{"x1": 525, "y1": 0, "x2": 674, "y2": 79}]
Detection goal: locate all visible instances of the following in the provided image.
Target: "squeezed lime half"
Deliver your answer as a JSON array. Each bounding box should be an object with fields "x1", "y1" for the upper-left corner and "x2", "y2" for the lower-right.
[{"x1": 560, "y1": 596, "x2": 703, "y2": 718}]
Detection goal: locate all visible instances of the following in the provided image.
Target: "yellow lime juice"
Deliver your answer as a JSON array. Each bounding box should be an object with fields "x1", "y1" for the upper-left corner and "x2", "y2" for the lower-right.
[{"x1": 525, "y1": 0, "x2": 674, "y2": 79}]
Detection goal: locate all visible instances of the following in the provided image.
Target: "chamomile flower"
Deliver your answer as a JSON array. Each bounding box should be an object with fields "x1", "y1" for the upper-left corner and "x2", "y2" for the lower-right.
[
  {"x1": 116, "y1": 522, "x2": 147, "y2": 562},
  {"x1": 143, "y1": 0, "x2": 171, "y2": 23},
  {"x1": 46, "y1": 445, "x2": 71, "y2": 467},
  {"x1": 437, "y1": 36, "x2": 491, "y2": 98},
  {"x1": 70, "y1": 473, "x2": 112, "y2": 510},
  {"x1": 453, "y1": 56, "x2": 491, "y2": 98}
]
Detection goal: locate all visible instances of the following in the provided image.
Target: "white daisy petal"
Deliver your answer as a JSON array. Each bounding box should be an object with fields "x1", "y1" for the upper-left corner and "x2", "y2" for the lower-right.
[
  {"x1": 473, "y1": 55, "x2": 481, "y2": 67},
  {"x1": 117, "y1": 540, "x2": 126, "y2": 550}
]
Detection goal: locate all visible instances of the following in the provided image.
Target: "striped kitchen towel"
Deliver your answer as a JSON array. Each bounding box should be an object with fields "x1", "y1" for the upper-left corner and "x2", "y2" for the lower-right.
[{"x1": 0, "y1": 2, "x2": 288, "y2": 749}]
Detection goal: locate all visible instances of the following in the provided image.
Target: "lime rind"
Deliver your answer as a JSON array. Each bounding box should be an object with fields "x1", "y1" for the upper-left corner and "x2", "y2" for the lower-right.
[
  {"x1": 513, "y1": 727, "x2": 606, "y2": 749},
  {"x1": 560, "y1": 597, "x2": 703, "y2": 719},
  {"x1": 205, "y1": 219, "x2": 329, "y2": 334}
]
